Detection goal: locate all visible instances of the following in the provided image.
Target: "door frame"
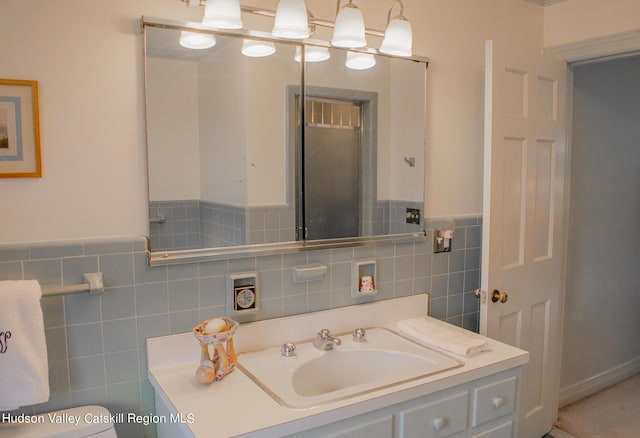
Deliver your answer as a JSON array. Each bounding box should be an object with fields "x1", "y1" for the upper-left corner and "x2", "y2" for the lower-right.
[
  {"x1": 288, "y1": 86, "x2": 379, "y2": 239},
  {"x1": 544, "y1": 35, "x2": 640, "y2": 410},
  {"x1": 543, "y1": 28, "x2": 640, "y2": 63},
  {"x1": 556, "y1": 52, "x2": 640, "y2": 408}
]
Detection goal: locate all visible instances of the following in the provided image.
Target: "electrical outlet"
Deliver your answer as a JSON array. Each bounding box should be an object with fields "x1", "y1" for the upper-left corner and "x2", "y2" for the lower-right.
[
  {"x1": 434, "y1": 229, "x2": 454, "y2": 253},
  {"x1": 406, "y1": 208, "x2": 421, "y2": 224}
]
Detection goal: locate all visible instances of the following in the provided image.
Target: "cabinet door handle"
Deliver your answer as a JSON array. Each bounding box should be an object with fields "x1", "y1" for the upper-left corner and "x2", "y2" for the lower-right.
[
  {"x1": 492, "y1": 396, "x2": 506, "y2": 409},
  {"x1": 432, "y1": 416, "x2": 448, "y2": 430}
]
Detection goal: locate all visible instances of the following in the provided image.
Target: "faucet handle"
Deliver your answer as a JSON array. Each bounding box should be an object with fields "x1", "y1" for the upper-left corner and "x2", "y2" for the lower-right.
[
  {"x1": 318, "y1": 329, "x2": 331, "y2": 339},
  {"x1": 353, "y1": 328, "x2": 367, "y2": 342},
  {"x1": 281, "y1": 341, "x2": 297, "y2": 358}
]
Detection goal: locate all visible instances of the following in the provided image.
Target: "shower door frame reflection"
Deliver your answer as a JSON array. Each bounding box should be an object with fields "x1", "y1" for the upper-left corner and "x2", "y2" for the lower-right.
[{"x1": 296, "y1": 88, "x2": 379, "y2": 241}]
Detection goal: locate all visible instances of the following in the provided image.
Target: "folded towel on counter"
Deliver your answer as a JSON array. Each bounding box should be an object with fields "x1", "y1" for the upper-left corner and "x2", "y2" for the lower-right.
[
  {"x1": 397, "y1": 316, "x2": 489, "y2": 358},
  {"x1": 0, "y1": 280, "x2": 49, "y2": 411}
]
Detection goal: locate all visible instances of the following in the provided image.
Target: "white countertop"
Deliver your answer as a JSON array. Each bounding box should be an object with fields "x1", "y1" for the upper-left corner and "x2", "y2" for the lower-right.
[{"x1": 147, "y1": 296, "x2": 528, "y2": 438}]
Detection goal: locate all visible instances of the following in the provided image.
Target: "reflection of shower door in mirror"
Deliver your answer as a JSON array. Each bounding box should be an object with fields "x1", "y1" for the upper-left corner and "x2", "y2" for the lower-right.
[{"x1": 304, "y1": 98, "x2": 362, "y2": 240}]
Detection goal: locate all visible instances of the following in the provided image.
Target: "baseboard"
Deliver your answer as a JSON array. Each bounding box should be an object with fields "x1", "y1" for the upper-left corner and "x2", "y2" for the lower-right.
[{"x1": 559, "y1": 357, "x2": 640, "y2": 407}]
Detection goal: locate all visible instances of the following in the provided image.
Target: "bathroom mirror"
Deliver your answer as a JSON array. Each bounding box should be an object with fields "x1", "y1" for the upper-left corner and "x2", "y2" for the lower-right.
[
  {"x1": 301, "y1": 45, "x2": 426, "y2": 241},
  {"x1": 145, "y1": 23, "x2": 301, "y2": 252},
  {"x1": 143, "y1": 18, "x2": 427, "y2": 264}
]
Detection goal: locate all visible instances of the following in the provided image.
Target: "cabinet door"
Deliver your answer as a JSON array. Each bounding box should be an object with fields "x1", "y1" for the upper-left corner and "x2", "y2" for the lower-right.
[
  {"x1": 290, "y1": 414, "x2": 394, "y2": 438},
  {"x1": 472, "y1": 377, "x2": 516, "y2": 427},
  {"x1": 399, "y1": 391, "x2": 469, "y2": 438},
  {"x1": 326, "y1": 416, "x2": 393, "y2": 438},
  {"x1": 471, "y1": 421, "x2": 512, "y2": 438}
]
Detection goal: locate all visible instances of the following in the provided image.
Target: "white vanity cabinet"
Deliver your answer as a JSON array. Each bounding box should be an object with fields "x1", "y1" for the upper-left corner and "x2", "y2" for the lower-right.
[
  {"x1": 147, "y1": 296, "x2": 528, "y2": 438},
  {"x1": 286, "y1": 369, "x2": 521, "y2": 438}
]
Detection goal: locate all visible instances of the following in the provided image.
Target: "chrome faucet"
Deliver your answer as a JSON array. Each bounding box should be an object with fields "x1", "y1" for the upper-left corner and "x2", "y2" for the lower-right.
[{"x1": 313, "y1": 329, "x2": 342, "y2": 351}]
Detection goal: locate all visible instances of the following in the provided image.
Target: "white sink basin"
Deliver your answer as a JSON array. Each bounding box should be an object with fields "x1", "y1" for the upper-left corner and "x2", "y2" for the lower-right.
[{"x1": 237, "y1": 327, "x2": 463, "y2": 409}]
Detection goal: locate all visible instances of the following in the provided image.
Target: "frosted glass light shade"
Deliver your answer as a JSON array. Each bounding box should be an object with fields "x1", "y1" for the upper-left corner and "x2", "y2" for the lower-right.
[
  {"x1": 272, "y1": 0, "x2": 310, "y2": 39},
  {"x1": 179, "y1": 31, "x2": 217, "y2": 50},
  {"x1": 345, "y1": 51, "x2": 376, "y2": 70},
  {"x1": 380, "y1": 17, "x2": 412, "y2": 56},
  {"x1": 294, "y1": 46, "x2": 330, "y2": 63},
  {"x1": 242, "y1": 40, "x2": 276, "y2": 57},
  {"x1": 202, "y1": 0, "x2": 243, "y2": 29},
  {"x1": 331, "y1": 4, "x2": 366, "y2": 48}
]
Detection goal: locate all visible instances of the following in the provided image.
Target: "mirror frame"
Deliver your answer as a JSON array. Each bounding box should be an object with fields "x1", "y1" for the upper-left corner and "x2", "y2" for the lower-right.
[{"x1": 142, "y1": 16, "x2": 429, "y2": 266}]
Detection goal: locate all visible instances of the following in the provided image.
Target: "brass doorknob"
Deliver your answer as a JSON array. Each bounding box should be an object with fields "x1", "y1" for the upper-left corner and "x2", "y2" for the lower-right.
[{"x1": 492, "y1": 289, "x2": 508, "y2": 303}]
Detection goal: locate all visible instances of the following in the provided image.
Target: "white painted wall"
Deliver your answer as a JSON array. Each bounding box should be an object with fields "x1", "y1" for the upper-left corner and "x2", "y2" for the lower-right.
[
  {"x1": 198, "y1": 39, "x2": 248, "y2": 206},
  {"x1": 203, "y1": 37, "x2": 297, "y2": 207},
  {"x1": 244, "y1": 43, "x2": 298, "y2": 207},
  {"x1": 561, "y1": 56, "x2": 640, "y2": 400},
  {"x1": 0, "y1": 0, "x2": 543, "y2": 243},
  {"x1": 0, "y1": 0, "x2": 203, "y2": 243},
  {"x1": 388, "y1": 58, "x2": 426, "y2": 202},
  {"x1": 146, "y1": 57, "x2": 201, "y2": 201},
  {"x1": 544, "y1": 0, "x2": 640, "y2": 47}
]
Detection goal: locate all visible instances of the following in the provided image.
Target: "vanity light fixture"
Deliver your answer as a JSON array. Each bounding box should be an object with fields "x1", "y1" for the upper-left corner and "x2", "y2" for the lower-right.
[
  {"x1": 272, "y1": 0, "x2": 310, "y2": 39},
  {"x1": 179, "y1": 30, "x2": 217, "y2": 49},
  {"x1": 331, "y1": 0, "x2": 367, "y2": 48},
  {"x1": 241, "y1": 39, "x2": 277, "y2": 57},
  {"x1": 202, "y1": 0, "x2": 243, "y2": 29},
  {"x1": 379, "y1": 0, "x2": 412, "y2": 57},
  {"x1": 181, "y1": 0, "x2": 413, "y2": 56},
  {"x1": 294, "y1": 46, "x2": 331, "y2": 63},
  {"x1": 345, "y1": 51, "x2": 376, "y2": 70}
]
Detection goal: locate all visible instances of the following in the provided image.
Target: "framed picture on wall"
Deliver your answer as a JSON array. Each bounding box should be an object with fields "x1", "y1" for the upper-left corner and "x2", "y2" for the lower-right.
[{"x1": 0, "y1": 79, "x2": 42, "y2": 178}]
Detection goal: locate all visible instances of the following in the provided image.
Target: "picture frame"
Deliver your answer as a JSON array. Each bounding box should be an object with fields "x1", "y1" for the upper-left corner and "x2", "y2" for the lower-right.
[{"x1": 0, "y1": 79, "x2": 42, "y2": 178}]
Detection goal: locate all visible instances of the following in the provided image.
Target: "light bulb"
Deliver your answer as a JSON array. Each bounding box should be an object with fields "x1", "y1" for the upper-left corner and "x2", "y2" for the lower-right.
[
  {"x1": 179, "y1": 31, "x2": 217, "y2": 50},
  {"x1": 294, "y1": 46, "x2": 331, "y2": 63},
  {"x1": 331, "y1": 2, "x2": 366, "y2": 48},
  {"x1": 380, "y1": 16, "x2": 412, "y2": 57},
  {"x1": 345, "y1": 51, "x2": 376, "y2": 70},
  {"x1": 242, "y1": 40, "x2": 277, "y2": 57},
  {"x1": 202, "y1": 0, "x2": 243, "y2": 29},
  {"x1": 272, "y1": 0, "x2": 310, "y2": 39}
]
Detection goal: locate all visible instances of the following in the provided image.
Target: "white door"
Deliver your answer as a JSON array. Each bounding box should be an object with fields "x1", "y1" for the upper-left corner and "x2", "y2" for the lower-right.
[{"x1": 480, "y1": 40, "x2": 567, "y2": 437}]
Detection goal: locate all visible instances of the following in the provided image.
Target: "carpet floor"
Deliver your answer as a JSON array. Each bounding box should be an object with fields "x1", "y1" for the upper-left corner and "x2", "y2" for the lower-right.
[{"x1": 554, "y1": 373, "x2": 640, "y2": 438}]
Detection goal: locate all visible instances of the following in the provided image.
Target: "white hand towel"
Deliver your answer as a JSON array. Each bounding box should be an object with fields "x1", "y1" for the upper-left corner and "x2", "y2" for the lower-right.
[
  {"x1": 0, "y1": 280, "x2": 49, "y2": 411},
  {"x1": 397, "y1": 316, "x2": 489, "y2": 358}
]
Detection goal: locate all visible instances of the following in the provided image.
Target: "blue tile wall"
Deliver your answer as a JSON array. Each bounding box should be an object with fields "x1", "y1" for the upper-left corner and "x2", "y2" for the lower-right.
[
  {"x1": 245, "y1": 204, "x2": 296, "y2": 245},
  {"x1": 149, "y1": 200, "x2": 201, "y2": 251},
  {"x1": 150, "y1": 201, "x2": 297, "y2": 251},
  {"x1": 151, "y1": 199, "x2": 430, "y2": 252},
  {"x1": 386, "y1": 200, "x2": 425, "y2": 234},
  {"x1": 0, "y1": 216, "x2": 481, "y2": 437}
]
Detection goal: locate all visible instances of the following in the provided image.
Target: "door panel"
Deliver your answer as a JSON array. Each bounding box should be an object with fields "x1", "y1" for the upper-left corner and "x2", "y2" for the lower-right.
[
  {"x1": 501, "y1": 137, "x2": 526, "y2": 269},
  {"x1": 533, "y1": 140, "x2": 555, "y2": 261},
  {"x1": 304, "y1": 126, "x2": 360, "y2": 240},
  {"x1": 482, "y1": 40, "x2": 567, "y2": 437}
]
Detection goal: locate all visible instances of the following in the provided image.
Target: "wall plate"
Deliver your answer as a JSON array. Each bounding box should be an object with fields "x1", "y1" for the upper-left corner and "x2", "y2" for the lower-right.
[
  {"x1": 352, "y1": 260, "x2": 378, "y2": 298},
  {"x1": 434, "y1": 229, "x2": 454, "y2": 253},
  {"x1": 226, "y1": 272, "x2": 258, "y2": 317}
]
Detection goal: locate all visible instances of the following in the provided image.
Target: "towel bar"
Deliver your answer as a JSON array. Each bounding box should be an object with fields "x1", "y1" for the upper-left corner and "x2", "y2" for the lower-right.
[{"x1": 41, "y1": 272, "x2": 104, "y2": 297}]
